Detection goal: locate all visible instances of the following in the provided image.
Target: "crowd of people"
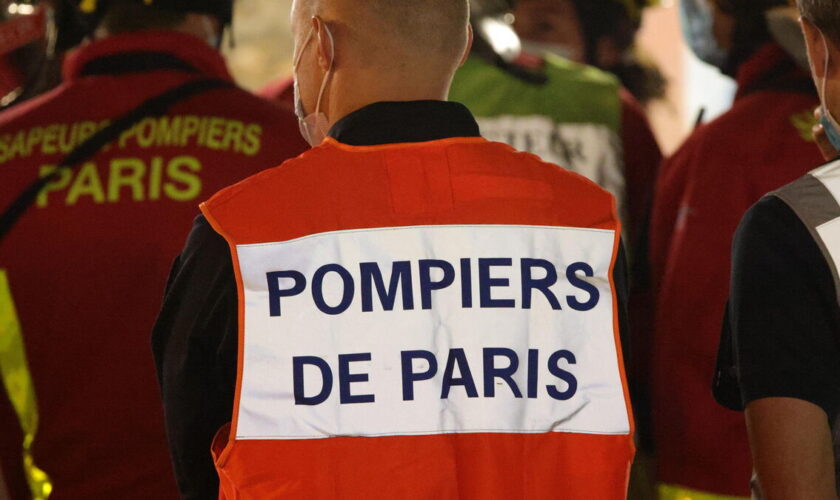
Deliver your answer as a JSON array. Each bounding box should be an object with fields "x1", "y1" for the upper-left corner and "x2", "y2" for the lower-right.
[{"x1": 0, "y1": 0, "x2": 837, "y2": 499}]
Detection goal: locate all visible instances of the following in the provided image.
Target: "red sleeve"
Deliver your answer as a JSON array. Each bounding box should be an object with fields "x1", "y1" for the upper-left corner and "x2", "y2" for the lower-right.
[{"x1": 648, "y1": 142, "x2": 693, "y2": 291}]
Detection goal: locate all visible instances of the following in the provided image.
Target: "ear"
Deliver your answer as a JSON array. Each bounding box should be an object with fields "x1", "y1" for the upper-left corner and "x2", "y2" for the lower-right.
[
  {"x1": 801, "y1": 17, "x2": 827, "y2": 79},
  {"x1": 314, "y1": 17, "x2": 335, "y2": 72},
  {"x1": 459, "y1": 24, "x2": 474, "y2": 68}
]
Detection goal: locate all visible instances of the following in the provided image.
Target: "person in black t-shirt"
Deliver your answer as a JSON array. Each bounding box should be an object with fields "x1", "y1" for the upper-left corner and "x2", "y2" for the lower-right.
[{"x1": 715, "y1": 1, "x2": 840, "y2": 498}]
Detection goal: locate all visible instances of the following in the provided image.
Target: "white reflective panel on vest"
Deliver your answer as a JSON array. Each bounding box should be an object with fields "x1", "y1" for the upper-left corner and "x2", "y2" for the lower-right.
[
  {"x1": 234, "y1": 224, "x2": 629, "y2": 440},
  {"x1": 476, "y1": 116, "x2": 625, "y2": 210},
  {"x1": 814, "y1": 162, "x2": 840, "y2": 275},
  {"x1": 817, "y1": 218, "x2": 840, "y2": 275}
]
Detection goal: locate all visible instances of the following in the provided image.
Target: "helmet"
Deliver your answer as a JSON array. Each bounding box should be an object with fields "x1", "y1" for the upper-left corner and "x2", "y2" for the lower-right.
[{"x1": 0, "y1": 1, "x2": 58, "y2": 107}]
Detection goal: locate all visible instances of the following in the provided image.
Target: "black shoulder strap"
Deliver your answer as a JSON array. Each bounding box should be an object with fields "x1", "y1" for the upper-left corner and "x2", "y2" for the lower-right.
[{"x1": 0, "y1": 77, "x2": 234, "y2": 245}]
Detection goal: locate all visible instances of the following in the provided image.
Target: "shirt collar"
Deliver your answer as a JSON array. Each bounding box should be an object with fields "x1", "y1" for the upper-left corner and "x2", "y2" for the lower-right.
[
  {"x1": 327, "y1": 100, "x2": 481, "y2": 146},
  {"x1": 63, "y1": 31, "x2": 233, "y2": 82}
]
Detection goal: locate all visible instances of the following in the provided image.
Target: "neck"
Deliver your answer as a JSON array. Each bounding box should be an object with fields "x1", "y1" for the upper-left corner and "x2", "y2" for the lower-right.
[{"x1": 325, "y1": 70, "x2": 453, "y2": 129}]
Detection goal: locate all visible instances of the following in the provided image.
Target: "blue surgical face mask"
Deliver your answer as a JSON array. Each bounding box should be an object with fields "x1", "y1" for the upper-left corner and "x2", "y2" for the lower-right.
[
  {"x1": 679, "y1": 0, "x2": 728, "y2": 70},
  {"x1": 821, "y1": 108, "x2": 840, "y2": 152},
  {"x1": 818, "y1": 32, "x2": 840, "y2": 153}
]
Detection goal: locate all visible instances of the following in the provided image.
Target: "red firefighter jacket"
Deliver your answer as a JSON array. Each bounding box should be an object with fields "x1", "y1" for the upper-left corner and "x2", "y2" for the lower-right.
[
  {"x1": 0, "y1": 30, "x2": 307, "y2": 500},
  {"x1": 648, "y1": 43, "x2": 824, "y2": 496}
]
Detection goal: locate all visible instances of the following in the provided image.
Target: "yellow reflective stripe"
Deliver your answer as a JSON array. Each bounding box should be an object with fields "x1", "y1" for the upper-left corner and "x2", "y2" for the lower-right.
[
  {"x1": 0, "y1": 270, "x2": 52, "y2": 500},
  {"x1": 659, "y1": 483, "x2": 749, "y2": 500}
]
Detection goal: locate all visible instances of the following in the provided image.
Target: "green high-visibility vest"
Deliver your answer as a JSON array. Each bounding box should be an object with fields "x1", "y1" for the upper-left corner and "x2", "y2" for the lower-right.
[{"x1": 450, "y1": 54, "x2": 625, "y2": 215}]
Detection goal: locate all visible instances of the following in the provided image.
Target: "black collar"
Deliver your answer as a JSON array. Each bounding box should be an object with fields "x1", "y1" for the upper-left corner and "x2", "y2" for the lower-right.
[
  {"x1": 327, "y1": 100, "x2": 481, "y2": 146},
  {"x1": 79, "y1": 51, "x2": 201, "y2": 77}
]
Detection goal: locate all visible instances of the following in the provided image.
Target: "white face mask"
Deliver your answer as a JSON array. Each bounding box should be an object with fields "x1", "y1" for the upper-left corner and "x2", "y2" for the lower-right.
[
  {"x1": 520, "y1": 39, "x2": 576, "y2": 61},
  {"x1": 293, "y1": 22, "x2": 335, "y2": 147}
]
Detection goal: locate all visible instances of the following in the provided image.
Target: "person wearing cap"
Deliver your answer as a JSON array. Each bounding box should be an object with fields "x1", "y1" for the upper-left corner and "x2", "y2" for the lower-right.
[
  {"x1": 153, "y1": 0, "x2": 636, "y2": 498},
  {"x1": 0, "y1": 0, "x2": 307, "y2": 498},
  {"x1": 648, "y1": 0, "x2": 825, "y2": 498},
  {"x1": 713, "y1": 0, "x2": 840, "y2": 498}
]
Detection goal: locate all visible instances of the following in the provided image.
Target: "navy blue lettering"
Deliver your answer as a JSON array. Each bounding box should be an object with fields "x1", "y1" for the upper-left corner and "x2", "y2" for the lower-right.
[
  {"x1": 483, "y1": 348, "x2": 523, "y2": 398},
  {"x1": 266, "y1": 271, "x2": 306, "y2": 317},
  {"x1": 401, "y1": 350, "x2": 438, "y2": 400},
  {"x1": 566, "y1": 262, "x2": 600, "y2": 311},
  {"x1": 527, "y1": 349, "x2": 539, "y2": 398},
  {"x1": 546, "y1": 350, "x2": 578, "y2": 400},
  {"x1": 460, "y1": 258, "x2": 473, "y2": 308},
  {"x1": 419, "y1": 260, "x2": 455, "y2": 310},
  {"x1": 521, "y1": 259, "x2": 562, "y2": 310},
  {"x1": 441, "y1": 348, "x2": 479, "y2": 398},
  {"x1": 360, "y1": 261, "x2": 414, "y2": 312},
  {"x1": 479, "y1": 258, "x2": 515, "y2": 308},
  {"x1": 338, "y1": 353, "x2": 375, "y2": 404},
  {"x1": 311, "y1": 264, "x2": 354, "y2": 315},
  {"x1": 293, "y1": 356, "x2": 333, "y2": 405}
]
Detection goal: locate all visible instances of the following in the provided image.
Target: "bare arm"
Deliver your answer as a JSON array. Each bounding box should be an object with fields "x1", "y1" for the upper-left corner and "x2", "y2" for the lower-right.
[
  {"x1": 746, "y1": 397, "x2": 837, "y2": 500},
  {"x1": 729, "y1": 199, "x2": 840, "y2": 499}
]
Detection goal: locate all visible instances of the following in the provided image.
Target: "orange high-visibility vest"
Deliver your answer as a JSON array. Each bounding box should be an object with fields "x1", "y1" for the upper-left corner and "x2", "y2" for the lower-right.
[{"x1": 202, "y1": 136, "x2": 635, "y2": 500}]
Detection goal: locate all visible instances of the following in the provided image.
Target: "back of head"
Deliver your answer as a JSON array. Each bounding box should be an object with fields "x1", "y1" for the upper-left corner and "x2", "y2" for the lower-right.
[
  {"x1": 798, "y1": 0, "x2": 840, "y2": 48},
  {"x1": 298, "y1": 0, "x2": 470, "y2": 74}
]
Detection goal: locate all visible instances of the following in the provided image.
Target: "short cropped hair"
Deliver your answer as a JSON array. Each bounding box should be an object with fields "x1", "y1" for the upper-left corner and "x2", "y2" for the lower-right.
[
  {"x1": 798, "y1": 0, "x2": 840, "y2": 46},
  {"x1": 300, "y1": 0, "x2": 470, "y2": 67},
  {"x1": 369, "y1": 0, "x2": 470, "y2": 58},
  {"x1": 99, "y1": 0, "x2": 186, "y2": 34}
]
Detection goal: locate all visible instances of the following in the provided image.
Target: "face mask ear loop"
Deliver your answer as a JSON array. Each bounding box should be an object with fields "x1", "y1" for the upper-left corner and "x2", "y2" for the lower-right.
[
  {"x1": 293, "y1": 26, "x2": 314, "y2": 70},
  {"x1": 313, "y1": 24, "x2": 335, "y2": 119},
  {"x1": 822, "y1": 31, "x2": 831, "y2": 105}
]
